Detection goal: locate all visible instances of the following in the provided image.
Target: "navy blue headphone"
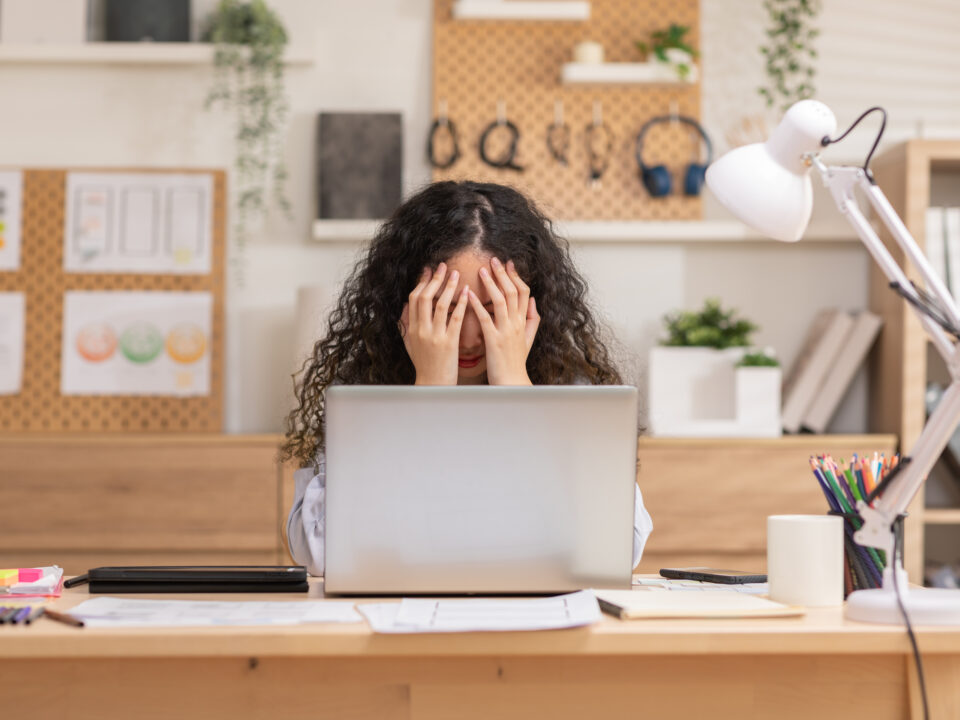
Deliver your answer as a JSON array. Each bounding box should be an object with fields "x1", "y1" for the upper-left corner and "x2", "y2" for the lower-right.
[{"x1": 635, "y1": 115, "x2": 713, "y2": 197}]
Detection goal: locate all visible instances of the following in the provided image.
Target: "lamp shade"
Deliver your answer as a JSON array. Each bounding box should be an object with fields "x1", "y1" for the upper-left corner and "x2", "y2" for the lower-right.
[{"x1": 705, "y1": 100, "x2": 838, "y2": 242}]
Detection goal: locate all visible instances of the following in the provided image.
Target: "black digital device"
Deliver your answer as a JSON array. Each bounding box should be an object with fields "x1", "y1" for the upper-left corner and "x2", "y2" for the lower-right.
[
  {"x1": 659, "y1": 567, "x2": 767, "y2": 584},
  {"x1": 72, "y1": 566, "x2": 309, "y2": 593}
]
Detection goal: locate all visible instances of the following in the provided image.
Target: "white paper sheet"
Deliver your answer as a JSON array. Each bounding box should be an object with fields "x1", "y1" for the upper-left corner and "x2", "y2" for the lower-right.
[
  {"x1": 67, "y1": 597, "x2": 363, "y2": 628},
  {"x1": 61, "y1": 291, "x2": 212, "y2": 396},
  {"x1": 0, "y1": 171, "x2": 23, "y2": 271},
  {"x1": 358, "y1": 590, "x2": 601, "y2": 633},
  {"x1": 0, "y1": 292, "x2": 25, "y2": 394},
  {"x1": 64, "y1": 172, "x2": 213, "y2": 274}
]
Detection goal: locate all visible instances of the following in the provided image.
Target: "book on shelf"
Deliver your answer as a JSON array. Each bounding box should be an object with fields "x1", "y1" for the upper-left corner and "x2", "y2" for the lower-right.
[
  {"x1": 926, "y1": 207, "x2": 947, "y2": 290},
  {"x1": 800, "y1": 311, "x2": 883, "y2": 434},
  {"x1": 781, "y1": 309, "x2": 854, "y2": 434}
]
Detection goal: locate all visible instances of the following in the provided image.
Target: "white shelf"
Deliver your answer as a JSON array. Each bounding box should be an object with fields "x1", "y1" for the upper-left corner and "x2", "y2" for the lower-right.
[
  {"x1": 0, "y1": 42, "x2": 314, "y2": 65},
  {"x1": 312, "y1": 219, "x2": 858, "y2": 243},
  {"x1": 561, "y1": 62, "x2": 692, "y2": 85},
  {"x1": 452, "y1": 1, "x2": 590, "y2": 21}
]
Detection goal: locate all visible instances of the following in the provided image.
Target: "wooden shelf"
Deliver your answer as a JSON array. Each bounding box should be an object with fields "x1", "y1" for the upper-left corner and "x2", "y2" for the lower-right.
[
  {"x1": 452, "y1": 1, "x2": 590, "y2": 21},
  {"x1": 0, "y1": 42, "x2": 314, "y2": 65},
  {"x1": 312, "y1": 219, "x2": 858, "y2": 243},
  {"x1": 561, "y1": 62, "x2": 692, "y2": 85},
  {"x1": 924, "y1": 509, "x2": 960, "y2": 525}
]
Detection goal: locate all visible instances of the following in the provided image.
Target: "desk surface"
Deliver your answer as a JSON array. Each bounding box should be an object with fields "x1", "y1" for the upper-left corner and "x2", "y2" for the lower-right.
[{"x1": 4, "y1": 578, "x2": 960, "y2": 659}]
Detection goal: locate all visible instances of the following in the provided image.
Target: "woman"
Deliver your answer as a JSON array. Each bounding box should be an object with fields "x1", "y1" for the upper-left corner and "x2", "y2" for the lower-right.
[{"x1": 282, "y1": 180, "x2": 652, "y2": 575}]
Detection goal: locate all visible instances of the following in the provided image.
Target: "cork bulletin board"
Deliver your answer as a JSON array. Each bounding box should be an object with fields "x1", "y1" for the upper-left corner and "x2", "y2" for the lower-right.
[
  {"x1": 0, "y1": 169, "x2": 225, "y2": 432},
  {"x1": 432, "y1": 0, "x2": 702, "y2": 220}
]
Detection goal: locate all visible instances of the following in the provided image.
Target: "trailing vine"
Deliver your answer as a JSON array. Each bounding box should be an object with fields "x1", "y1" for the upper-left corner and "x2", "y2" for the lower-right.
[
  {"x1": 758, "y1": 0, "x2": 821, "y2": 111},
  {"x1": 204, "y1": 0, "x2": 291, "y2": 269}
]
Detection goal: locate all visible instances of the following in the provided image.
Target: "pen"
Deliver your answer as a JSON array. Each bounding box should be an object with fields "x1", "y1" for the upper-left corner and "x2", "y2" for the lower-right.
[
  {"x1": 23, "y1": 607, "x2": 45, "y2": 625},
  {"x1": 0, "y1": 607, "x2": 19, "y2": 624},
  {"x1": 12, "y1": 606, "x2": 32, "y2": 624},
  {"x1": 43, "y1": 609, "x2": 85, "y2": 628}
]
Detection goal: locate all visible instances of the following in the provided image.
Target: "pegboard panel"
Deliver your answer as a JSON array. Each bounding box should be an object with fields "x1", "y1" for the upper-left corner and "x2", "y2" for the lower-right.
[
  {"x1": 0, "y1": 169, "x2": 225, "y2": 432},
  {"x1": 432, "y1": 0, "x2": 702, "y2": 220}
]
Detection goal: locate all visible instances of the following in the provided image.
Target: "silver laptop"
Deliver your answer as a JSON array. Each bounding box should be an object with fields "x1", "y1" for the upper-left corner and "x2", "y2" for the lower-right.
[{"x1": 323, "y1": 385, "x2": 638, "y2": 595}]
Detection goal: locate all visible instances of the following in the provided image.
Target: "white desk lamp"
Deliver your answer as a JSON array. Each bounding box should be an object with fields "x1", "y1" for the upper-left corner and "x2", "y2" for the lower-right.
[{"x1": 706, "y1": 99, "x2": 960, "y2": 625}]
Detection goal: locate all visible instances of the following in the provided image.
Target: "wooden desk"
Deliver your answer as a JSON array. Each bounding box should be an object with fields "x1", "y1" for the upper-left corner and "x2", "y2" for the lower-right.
[{"x1": 2, "y1": 581, "x2": 959, "y2": 719}]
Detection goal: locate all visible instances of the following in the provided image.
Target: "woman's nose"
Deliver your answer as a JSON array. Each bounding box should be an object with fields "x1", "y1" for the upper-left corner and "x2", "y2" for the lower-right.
[{"x1": 459, "y1": 309, "x2": 484, "y2": 347}]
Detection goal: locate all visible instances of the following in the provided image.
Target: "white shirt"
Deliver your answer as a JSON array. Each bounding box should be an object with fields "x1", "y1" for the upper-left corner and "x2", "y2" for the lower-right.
[{"x1": 286, "y1": 454, "x2": 654, "y2": 577}]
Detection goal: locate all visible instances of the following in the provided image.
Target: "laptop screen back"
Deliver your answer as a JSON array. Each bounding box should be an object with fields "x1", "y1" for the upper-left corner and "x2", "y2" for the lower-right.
[{"x1": 323, "y1": 385, "x2": 638, "y2": 595}]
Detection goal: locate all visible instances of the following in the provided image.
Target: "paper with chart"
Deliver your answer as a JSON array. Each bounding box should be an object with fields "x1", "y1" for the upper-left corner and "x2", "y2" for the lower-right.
[
  {"x1": 64, "y1": 172, "x2": 213, "y2": 274},
  {"x1": 0, "y1": 171, "x2": 24, "y2": 271},
  {"x1": 358, "y1": 590, "x2": 602, "y2": 633},
  {"x1": 0, "y1": 292, "x2": 25, "y2": 394},
  {"x1": 67, "y1": 597, "x2": 363, "y2": 628},
  {"x1": 61, "y1": 291, "x2": 212, "y2": 396}
]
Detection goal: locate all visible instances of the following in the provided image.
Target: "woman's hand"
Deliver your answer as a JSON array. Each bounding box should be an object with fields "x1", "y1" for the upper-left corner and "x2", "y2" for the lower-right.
[
  {"x1": 400, "y1": 263, "x2": 470, "y2": 385},
  {"x1": 468, "y1": 258, "x2": 540, "y2": 385}
]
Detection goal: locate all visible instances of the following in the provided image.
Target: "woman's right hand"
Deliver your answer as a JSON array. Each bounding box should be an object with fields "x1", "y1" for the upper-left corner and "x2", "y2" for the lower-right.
[{"x1": 400, "y1": 263, "x2": 469, "y2": 385}]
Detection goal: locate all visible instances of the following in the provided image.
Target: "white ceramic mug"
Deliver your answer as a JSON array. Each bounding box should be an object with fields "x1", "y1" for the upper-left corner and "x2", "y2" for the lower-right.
[{"x1": 767, "y1": 514, "x2": 844, "y2": 607}]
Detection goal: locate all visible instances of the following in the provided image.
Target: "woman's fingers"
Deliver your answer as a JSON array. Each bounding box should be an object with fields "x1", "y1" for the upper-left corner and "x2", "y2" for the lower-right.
[
  {"x1": 407, "y1": 266, "x2": 431, "y2": 326},
  {"x1": 418, "y1": 263, "x2": 447, "y2": 329},
  {"x1": 525, "y1": 297, "x2": 540, "y2": 350},
  {"x1": 447, "y1": 285, "x2": 470, "y2": 336},
  {"x1": 506, "y1": 260, "x2": 530, "y2": 317},
  {"x1": 433, "y1": 269, "x2": 460, "y2": 327},
  {"x1": 489, "y1": 258, "x2": 519, "y2": 316},
  {"x1": 467, "y1": 289, "x2": 497, "y2": 337},
  {"x1": 478, "y1": 264, "x2": 509, "y2": 326}
]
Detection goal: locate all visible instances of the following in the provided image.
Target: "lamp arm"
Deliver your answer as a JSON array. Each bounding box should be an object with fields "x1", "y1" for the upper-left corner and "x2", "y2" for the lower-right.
[{"x1": 812, "y1": 158, "x2": 960, "y2": 559}]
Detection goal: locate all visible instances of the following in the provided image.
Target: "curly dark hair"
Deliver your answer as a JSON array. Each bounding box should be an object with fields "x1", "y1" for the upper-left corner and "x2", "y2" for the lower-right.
[{"x1": 281, "y1": 180, "x2": 623, "y2": 467}]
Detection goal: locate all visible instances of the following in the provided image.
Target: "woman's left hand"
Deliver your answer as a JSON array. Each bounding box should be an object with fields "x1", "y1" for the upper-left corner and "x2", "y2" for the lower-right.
[{"x1": 468, "y1": 257, "x2": 540, "y2": 385}]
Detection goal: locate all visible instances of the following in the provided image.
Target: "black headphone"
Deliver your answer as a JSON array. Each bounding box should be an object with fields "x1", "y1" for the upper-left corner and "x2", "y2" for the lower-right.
[{"x1": 635, "y1": 115, "x2": 713, "y2": 197}]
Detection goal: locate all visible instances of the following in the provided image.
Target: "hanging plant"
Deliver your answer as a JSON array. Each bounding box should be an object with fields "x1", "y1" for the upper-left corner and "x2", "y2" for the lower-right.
[
  {"x1": 204, "y1": 0, "x2": 291, "y2": 266},
  {"x1": 758, "y1": 0, "x2": 821, "y2": 111}
]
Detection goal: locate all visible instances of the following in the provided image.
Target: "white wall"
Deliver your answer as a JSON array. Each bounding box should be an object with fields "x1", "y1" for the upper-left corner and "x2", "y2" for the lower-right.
[{"x1": 2, "y1": 0, "x2": 958, "y2": 434}]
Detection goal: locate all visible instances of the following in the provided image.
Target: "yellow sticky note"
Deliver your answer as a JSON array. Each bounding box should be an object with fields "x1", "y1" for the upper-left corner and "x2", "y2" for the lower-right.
[{"x1": 0, "y1": 569, "x2": 18, "y2": 586}]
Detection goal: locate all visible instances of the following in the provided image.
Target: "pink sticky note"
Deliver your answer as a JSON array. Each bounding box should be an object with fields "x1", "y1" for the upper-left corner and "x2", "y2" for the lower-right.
[{"x1": 18, "y1": 568, "x2": 43, "y2": 583}]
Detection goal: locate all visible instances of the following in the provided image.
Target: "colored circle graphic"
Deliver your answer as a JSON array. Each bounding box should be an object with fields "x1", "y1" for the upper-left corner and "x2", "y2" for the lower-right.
[
  {"x1": 166, "y1": 324, "x2": 207, "y2": 364},
  {"x1": 119, "y1": 323, "x2": 164, "y2": 364},
  {"x1": 76, "y1": 323, "x2": 118, "y2": 362}
]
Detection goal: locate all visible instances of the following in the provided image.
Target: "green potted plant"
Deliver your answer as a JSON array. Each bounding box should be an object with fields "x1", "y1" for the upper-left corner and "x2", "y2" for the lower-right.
[
  {"x1": 648, "y1": 300, "x2": 780, "y2": 437},
  {"x1": 204, "y1": 0, "x2": 291, "y2": 270},
  {"x1": 636, "y1": 23, "x2": 699, "y2": 82}
]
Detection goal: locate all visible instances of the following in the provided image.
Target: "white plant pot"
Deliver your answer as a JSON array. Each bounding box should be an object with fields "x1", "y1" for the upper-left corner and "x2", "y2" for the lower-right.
[
  {"x1": 648, "y1": 347, "x2": 782, "y2": 437},
  {"x1": 735, "y1": 366, "x2": 782, "y2": 437}
]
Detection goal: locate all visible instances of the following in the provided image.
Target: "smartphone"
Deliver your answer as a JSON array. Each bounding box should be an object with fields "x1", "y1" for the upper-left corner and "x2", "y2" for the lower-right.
[{"x1": 659, "y1": 567, "x2": 767, "y2": 584}]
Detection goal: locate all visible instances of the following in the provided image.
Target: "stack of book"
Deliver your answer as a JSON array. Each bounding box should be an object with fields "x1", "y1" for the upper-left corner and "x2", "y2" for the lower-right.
[{"x1": 781, "y1": 309, "x2": 883, "y2": 434}]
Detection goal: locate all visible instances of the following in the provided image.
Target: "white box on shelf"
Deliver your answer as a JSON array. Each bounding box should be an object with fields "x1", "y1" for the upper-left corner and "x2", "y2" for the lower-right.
[
  {"x1": 648, "y1": 347, "x2": 781, "y2": 437},
  {"x1": 0, "y1": 0, "x2": 87, "y2": 44}
]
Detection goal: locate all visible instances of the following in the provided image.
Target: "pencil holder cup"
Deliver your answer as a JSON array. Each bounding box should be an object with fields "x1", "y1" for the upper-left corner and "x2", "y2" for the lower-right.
[{"x1": 829, "y1": 510, "x2": 905, "y2": 597}]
